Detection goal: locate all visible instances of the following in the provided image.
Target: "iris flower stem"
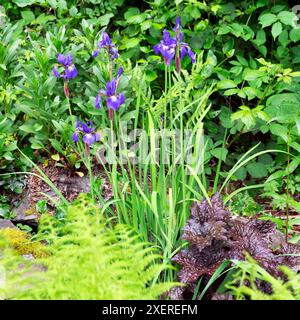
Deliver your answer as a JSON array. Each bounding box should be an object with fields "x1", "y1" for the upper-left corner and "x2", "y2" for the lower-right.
[
  {"x1": 168, "y1": 66, "x2": 172, "y2": 129},
  {"x1": 66, "y1": 97, "x2": 73, "y2": 119},
  {"x1": 180, "y1": 98, "x2": 187, "y2": 225},
  {"x1": 285, "y1": 130, "x2": 291, "y2": 242},
  {"x1": 164, "y1": 66, "x2": 168, "y2": 129},
  {"x1": 86, "y1": 144, "x2": 95, "y2": 202},
  {"x1": 168, "y1": 66, "x2": 176, "y2": 201},
  {"x1": 77, "y1": 142, "x2": 95, "y2": 202}
]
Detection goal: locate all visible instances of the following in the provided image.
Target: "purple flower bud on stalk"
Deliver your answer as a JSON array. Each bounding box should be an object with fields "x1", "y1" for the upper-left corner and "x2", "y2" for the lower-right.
[
  {"x1": 117, "y1": 67, "x2": 123, "y2": 79},
  {"x1": 64, "y1": 82, "x2": 70, "y2": 98}
]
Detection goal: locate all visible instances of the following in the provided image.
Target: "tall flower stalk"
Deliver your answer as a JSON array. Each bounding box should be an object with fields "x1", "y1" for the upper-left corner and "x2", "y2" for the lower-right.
[
  {"x1": 154, "y1": 16, "x2": 195, "y2": 128},
  {"x1": 93, "y1": 32, "x2": 125, "y2": 122}
]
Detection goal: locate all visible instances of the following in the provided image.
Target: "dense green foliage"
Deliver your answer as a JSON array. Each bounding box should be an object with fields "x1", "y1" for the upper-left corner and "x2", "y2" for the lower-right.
[{"x1": 1, "y1": 0, "x2": 300, "y2": 300}]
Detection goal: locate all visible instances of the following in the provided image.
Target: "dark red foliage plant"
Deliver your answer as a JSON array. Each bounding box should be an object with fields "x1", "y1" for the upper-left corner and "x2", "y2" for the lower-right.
[{"x1": 170, "y1": 194, "x2": 300, "y2": 300}]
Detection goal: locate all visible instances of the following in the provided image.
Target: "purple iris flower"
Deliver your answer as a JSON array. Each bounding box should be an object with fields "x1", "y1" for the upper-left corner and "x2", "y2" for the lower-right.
[
  {"x1": 153, "y1": 30, "x2": 176, "y2": 65},
  {"x1": 52, "y1": 53, "x2": 78, "y2": 80},
  {"x1": 179, "y1": 43, "x2": 195, "y2": 63},
  {"x1": 94, "y1": 68, "x2": 125, "y2": 111},
  {"x1": 72, "y1": 120, "x2": 100, "y2": 146},
  {"x1": 92, "y1": 32, "x2": 119, "y2": 60},
  {"x1": 154, "y1": 16, "x2": 195, "y2": 67}
]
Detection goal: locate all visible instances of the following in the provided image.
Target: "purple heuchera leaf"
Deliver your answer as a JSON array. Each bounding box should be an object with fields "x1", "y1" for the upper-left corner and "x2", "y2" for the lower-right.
[{"x1": 169, "y1": 193, "x2": 300, "y2": 300}]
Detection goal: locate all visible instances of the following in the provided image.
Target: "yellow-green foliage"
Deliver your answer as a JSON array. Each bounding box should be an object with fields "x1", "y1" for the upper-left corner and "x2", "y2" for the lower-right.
[
  {"x1": 228, "y1": 254, "x2": 300, "y2": 300},
  {"x1": 0, "y1": 195, "x2": 176, "y2": 300},
  {"x1": 0, "y1": 228, "x2": 46, "y2": 258}
]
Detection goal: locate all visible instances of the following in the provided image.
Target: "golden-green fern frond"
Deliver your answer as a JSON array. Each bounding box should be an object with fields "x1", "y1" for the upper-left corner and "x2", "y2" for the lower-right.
[{"x1": 0, "y1": 195, "x2": 176, "y2": 300}]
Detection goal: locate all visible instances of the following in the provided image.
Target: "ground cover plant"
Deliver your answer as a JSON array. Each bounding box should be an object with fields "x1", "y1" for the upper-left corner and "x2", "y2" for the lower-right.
[{"x1": 1, "y1": 0, "x2": 300, "y2": 301}]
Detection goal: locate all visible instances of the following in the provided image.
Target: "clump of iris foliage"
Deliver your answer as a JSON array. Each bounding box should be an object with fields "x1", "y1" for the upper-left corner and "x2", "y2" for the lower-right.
[
  {"x1": 0, "y1": 195, "x2": 176, "y2": 300},
  {"x1": 1, "y1": 0, "x2": 300, "y2": 300}
]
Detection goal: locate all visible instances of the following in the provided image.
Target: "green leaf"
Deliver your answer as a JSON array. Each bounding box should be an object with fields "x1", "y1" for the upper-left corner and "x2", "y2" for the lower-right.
[
  {"x1": 98, "y1": 13, "x2": 114, "y2": 27},
  {"x1": 254, "y1": 29, "x2": 266, "y2": 45},
  {"x1": 210, "y1": 147, "x2": 228, "y2": 161},
  {"x1": 266, "y1": 94, "x2": 300, "y2": 123},
  {"x1": 121, "y1": 38, "x2": 140, "y2": 49},
  {"x1": 124, "y1": 7, "x2": 140, "y2": 19},
  {"x1": 246, "y1": 162, "x2": 268, "y2": 178},
  {"x1": 51, "y1": 154, "x2": 60, "y2": 161},
  {"x1": 269, "y1": 123, "x2": 288, "y2": 142},
  {"x1": 290, "y1": 29, "x2": 300, "y2": 42},
  {"x1": 126, "y1": 14, "x2": 146, "y2": 24},
  {"x1": 69, "y1": 6, "x2": 78, "y2": 17},
  {"x1": 271, "y1": 22, "x2": 282, "y2": 40},
  {"x1": 243, "y1": 69, "x2": 264, "y2": 81},
  {"x1": 141, "y1": 20, "x2": 152, "y2": 31},
  {"x1": 21, "y1": 10, "x2": 35, "y2": 22},
  {"x1": 259, "y1": 13, "x2": 277, "y2": 28},
  {"x1": 278, "y1": 11, "x2": 297, "y2": 27},
  {"x1": 19, "y1": 123, "x2": 43, "y2": 133},
  {"x1": 144, "y1": 70, "x2": 157, "y2": 82},
  {"x1": 217, "y1": 79, "x2": 237, "y2": 89},
  {"x1": 12, "y1": 0, "x2": 36, "y2": 7}
]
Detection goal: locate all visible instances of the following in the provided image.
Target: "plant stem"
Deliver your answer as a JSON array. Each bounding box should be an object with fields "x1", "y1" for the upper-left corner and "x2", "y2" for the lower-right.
[{"x1": 285, "y1": 130, "x2": 291, "y2": 242}]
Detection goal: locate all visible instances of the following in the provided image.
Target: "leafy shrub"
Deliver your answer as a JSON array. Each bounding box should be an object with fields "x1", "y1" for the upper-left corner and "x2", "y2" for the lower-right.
[
  {"x1": 0, "y1": 195, "x2": 175, "y2": 299},
  {"x1": 170, "y1": 193, "x2": 300, "y2": 299}
]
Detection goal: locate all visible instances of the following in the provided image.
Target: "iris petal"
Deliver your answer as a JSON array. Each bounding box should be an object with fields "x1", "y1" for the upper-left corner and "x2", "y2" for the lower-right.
[{"x1": 53, "y1": 66, "x2": 60, "y2": 78}]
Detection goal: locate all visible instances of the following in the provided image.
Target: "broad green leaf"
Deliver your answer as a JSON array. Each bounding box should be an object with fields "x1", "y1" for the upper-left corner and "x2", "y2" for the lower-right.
[
  {"x1": 246, "y1": 162, "x2": 268, "y2": 178},
  {"x1": 269, "y1": 123, "x2": 288, "y2": 142},
  {"x1": 98, "y1": 13, "x2": 113, "y2": 26},
  {"x1": 259, "y1": 13, "x2": 277, "y2": 28},
  {"x1": 21, "y1": 10, "x2": 35, "y2": 22},
  {"x1": 271, "y1": 22, "x2": 282, "y2": 40},
  {"x1": 121, "y1": 38, "x2": 140, "y2": 49},
  {"x1": 255, "y1": 29, "x2": 266, "y2": 45},
  {"x1": 12, "y1": 0, "x2": 36, "y2": 7},
  {"x1": 217, "y1": 79, "x2": 237, "y2": 89},
  {"x1": 290, "y1": 28, "x2": 300, "y2": 42},
  {"x1": 243, "y1": 69, "x2": 264, "y2": 81},
  {"x1": 266, "y1": 94, "x2": 300, "y2": 123},
  {"x1": 210, "y1": 147, "x2": 228, "y2": 161},
  {"x1": 144, "y1": 70, "x2": 157, "y2": 82},
  {"x1": 278, "y1": 11, "x2": 297, "y2": 27}
]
